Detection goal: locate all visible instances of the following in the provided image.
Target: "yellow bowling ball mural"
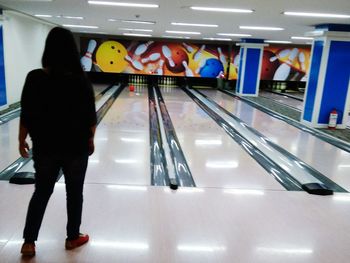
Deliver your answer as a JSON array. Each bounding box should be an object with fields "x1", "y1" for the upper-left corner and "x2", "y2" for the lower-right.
[{"x1": 95, "y1": 41, "x2": 128, "y2": 73}]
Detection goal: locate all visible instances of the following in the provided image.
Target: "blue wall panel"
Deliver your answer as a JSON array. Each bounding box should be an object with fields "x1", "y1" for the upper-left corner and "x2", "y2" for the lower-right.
[
  {"x1": 303, "y1": 40, "x2": 324, "y2": 122},
  {"x1": 0, "y1": 26, "x2": 6, "y2": 107},
  {"x1": 242, "y1": 48, "x2": 260, "y2": 94},
  {"x1": 318, "y1": 41, "x2": 350, "y2": 124}
]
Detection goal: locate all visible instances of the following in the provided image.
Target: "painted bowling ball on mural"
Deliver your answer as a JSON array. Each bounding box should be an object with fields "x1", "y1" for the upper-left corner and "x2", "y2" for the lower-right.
[
  {"x1": 96, "y1": 41, "x2": 128, "y2": 73},
  {"x1": 261, "y1": 50, "x2": 280, "y2": 80},
  {"x1": 165, "y1": 45, "x2": 189, "y2": 73},
  {"x1": 199, "y1": 58, "x2": 224, "y2": 78}
]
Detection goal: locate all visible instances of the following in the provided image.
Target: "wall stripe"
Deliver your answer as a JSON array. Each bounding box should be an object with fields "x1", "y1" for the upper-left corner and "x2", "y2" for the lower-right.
[
  {"x1": 243, "y1": 48, "x2": 260, "y2": 94},
  {"x1": 303, "y1": 40, "x2": 324, "y2": 122},
  {"x1": 318, "y1": 41, "x2": 350, "y2": 124}
]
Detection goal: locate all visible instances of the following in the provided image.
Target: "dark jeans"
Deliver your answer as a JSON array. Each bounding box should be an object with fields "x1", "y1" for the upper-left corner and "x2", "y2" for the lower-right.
[{"x1": 23, "y1": 153, "x2": 89, "y2": 242}]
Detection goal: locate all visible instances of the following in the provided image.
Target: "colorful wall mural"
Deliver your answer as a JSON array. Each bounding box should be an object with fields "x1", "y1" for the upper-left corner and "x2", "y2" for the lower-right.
[
  {"x1": 80, "y1": 36, "x2": 311, "y2": 82},
  {"x1": 80, "y1": 37, "x2": 229, "y2": 78}
]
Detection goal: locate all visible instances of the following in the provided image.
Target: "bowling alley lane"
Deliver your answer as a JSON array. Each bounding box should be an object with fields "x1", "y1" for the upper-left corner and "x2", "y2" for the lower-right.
[
  {"x1": 201, "y1": 89, "x2": 350, "y2": 191},
  {"x1": 161, "y1": 87, "x2": 285, "y2": 191},
  {"x1": 83, "y1": 85, "x2": 151, "y2": 185},
  {"x1": 259, "y1": 90, "x2": 304, "y2": 110}
]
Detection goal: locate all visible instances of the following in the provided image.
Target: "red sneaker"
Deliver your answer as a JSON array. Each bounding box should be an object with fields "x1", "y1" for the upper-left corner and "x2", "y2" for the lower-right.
[
  {"x1": 65, "y1": 234, "x2": 89, "y2": 250},
  {"x1": 21, "y1": 243, "x2": 36, "y2": 257}
]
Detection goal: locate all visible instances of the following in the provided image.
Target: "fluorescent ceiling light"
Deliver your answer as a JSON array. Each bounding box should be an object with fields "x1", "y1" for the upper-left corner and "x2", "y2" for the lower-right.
[
  {"x1": 121, "y1": 19, "x2": 156, "y2": 24},
  {"x1": 165, "y1": 30, "x2": 201, "y2": 35},
  {"x1": 88, "y1": 1, "x2": 159, "y2": 8},
  {"x1": 257, "y1": 247, "x2": 313, "y2": 254},
  {"x1": 178, "y1": 245, "x2": 226, "y2": 252},
  {"x1": 62, "y1": 16, "x2": 84, "y2": 20},
  {"x1": 123, "y1": 33, "x2": 152, "y2": 37},
  {"x1": 265, "y1": 40, "x2": 292, "y2": 44},
  {"x1": 283, "y1": 11, "x2": 350, "y2": 18},
  {"x1": 191, "y1": 6, "x2": 253, "y2": 13},
  {"x1": 162, "y1": 35, "x2": 191, "y2": 39},
  {"x1": 34, "y1": 14, "x2": 52, "y2": 18},
  {"x1": 291, "y1": 36, "x2": 314, "y2": 40},
  {"x1": 171, "y1": 22, "x2": 218, "y2": 28},
  {"x1": 63, "y1": 24, "x2": 99, "y2": 29},
  {"x1": 119, "y1": 28, "x2": 153, "y2": 32},
  {"x1": 203, "y1": 37, "x2": 232, "y2": 41},
  {"x1": 217, "y1": 33, "x2": 252, "y2": 37},
  {"x1": 240, "y1": 26, "x2": 284, "y2": 31}
]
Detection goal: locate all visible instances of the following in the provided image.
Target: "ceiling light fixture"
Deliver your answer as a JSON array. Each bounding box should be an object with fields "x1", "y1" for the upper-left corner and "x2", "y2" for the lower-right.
[
  {"x1": 240, "y1": 26, "x2": 284, "y2": 31},
  {"x1": 291, "y1": 36, "x2": 314, "y2": 40},
  {"x1": 34, "y1": 14, "x2": 52, "y2": 18},
  {"x1": 120, "y1": 19, "x2": 156, "y2": 24},
  {"x1": 171, "y1": 22, "x2": 218, "y2": 28},
  {"x1": 217, "y1": 33, "x2": 252, "y2": 37},
  {"x1": 63, "y1": 24, "x2": 99, "y2": 29},
  {"x1": 62, "y1": 16, "x2": 84, "y2": 20},
  {"x1": 283, "y1": 11, "x2": 350, "y2": 18},
  {"x1": 191, "y1": 6, "x2": 253, "y2": 13},
  {"x1": 88, "y1": 1, "x2": 159, "y2": 8},
  {"x1": 165, "y1": 30, "x2": 201, "y2": 35},
  {"x1": 119, "y1": 28, "x2": 153, "y2": 32},
  {"x1": 265, "y1": 40, "x2": 292, "y2": 44},
  {"x1": 123, "y1": 33, "x2": 152, "y2": 37},
  {"x1": 203, "y1": 37, "x2": 232, "y2": 41},
  {"x1": 162, "y1": 35, "x2": 191, "y2": 39}
]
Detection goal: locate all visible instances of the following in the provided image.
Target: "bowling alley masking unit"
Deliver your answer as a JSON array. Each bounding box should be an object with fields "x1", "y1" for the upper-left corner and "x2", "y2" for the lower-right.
[{"x1": 80, "y1": 37, "x2": 311, "y2": 81}]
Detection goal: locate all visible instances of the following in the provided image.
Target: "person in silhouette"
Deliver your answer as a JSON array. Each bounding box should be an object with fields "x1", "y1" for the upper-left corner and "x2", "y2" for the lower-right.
[{"x1": 19, "y1": 27, "x2": 97, "y2": 257}]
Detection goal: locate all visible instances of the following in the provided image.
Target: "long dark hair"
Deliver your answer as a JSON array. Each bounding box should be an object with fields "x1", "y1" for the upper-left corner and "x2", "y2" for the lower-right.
[{"x1": 42, "y1": 27, "x2": 83, "y2": 76}]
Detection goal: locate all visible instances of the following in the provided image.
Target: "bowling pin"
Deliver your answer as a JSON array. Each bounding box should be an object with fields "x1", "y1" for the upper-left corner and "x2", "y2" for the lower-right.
[
  {"x1": 217, "y1": 47, "x2": 227, "y2": 65},
  {"x1": 182, "y1": 61, "x2": 194, "y2": 77},
  {"x1": 270, "y1": 49, "x2": 291, "y2": 62},
  {"x1": 162, "y1": 45, "x2": 175, "y2": 67},
  {"x1": 81, "y1": 39, "x2": 97, "y2": 71},
  {"x1": 195, "y1": 59, "x2": 206, "y2": 74},
  {"x1": 193, "y1": 45, "x2": 205, "y2": 62},
  {"x1": 125, "y1": 55, "x2": 144, "y2": 71},
  {"x1": 134, "y1": 41, "x2": 154, "y2": 56},
  {"x1": 156, "y1": 59, "x2": 164, "y2": 75},
  {"x1": 141, "y1": 53, "x2": 161, "y2": 64},
  {"x1": 273, "y1": 48, "x2": 299, "y2": 81},
  {"x1": 182, "y1": 42, "x2": 194, "y2": 53},
  {"x1": 298, "y1": 52, "x2": 306, "y2": 71}
]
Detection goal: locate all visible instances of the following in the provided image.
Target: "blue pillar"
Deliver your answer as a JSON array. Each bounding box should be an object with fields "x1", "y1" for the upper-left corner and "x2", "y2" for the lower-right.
[
  {"x1": 301, "y1": 24, "x2": 350, "y2": 129},
  {"x1": 236, "y1": 39, "x2": 267, "y2": 97}
]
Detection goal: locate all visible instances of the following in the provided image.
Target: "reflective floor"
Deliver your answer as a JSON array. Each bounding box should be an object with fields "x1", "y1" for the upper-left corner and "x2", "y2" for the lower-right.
[{"x1": 1, "y1": 86, "x2": 350, "y2": 262}]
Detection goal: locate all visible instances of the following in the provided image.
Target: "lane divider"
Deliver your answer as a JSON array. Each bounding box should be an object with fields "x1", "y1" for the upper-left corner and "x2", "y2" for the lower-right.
[
  {"x1": 148, "y1": 85, "x2": 171, "y2": 186},
  {"x1": 154, "y1": 85, "x2": 195, "y2": 188}
]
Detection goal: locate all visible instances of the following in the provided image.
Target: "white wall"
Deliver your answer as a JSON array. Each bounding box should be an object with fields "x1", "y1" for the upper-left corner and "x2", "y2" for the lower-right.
[{"x1": 2, "y1": 11, "x2": 54, "y2": 106}]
